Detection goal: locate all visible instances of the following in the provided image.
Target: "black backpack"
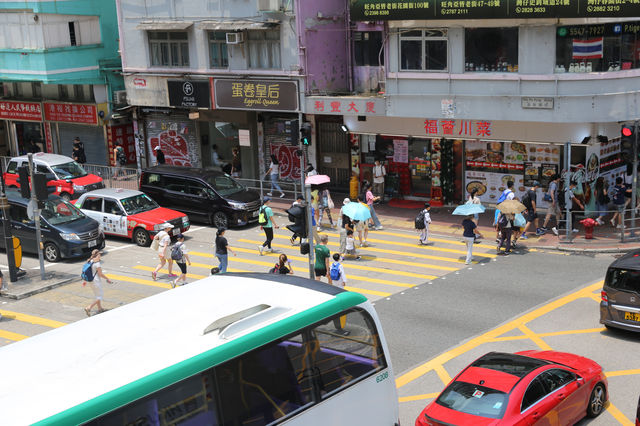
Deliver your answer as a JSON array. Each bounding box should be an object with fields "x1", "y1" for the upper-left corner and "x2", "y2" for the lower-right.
[
  {"x1": 117, "y1": 147, "x2": 127, "y2": 165},
  {"x1": 497, "y1": 213, "x2": 508, "y2": 229},
  {"x1": 520, "y1": 191, "x2": 531, "y2": 208},
  {"x1": 558, "y1": 188, "x2": 567, "y2": 210},
  {"x1": 414, "y1": 210, "x2": 426, "y2": 230}
]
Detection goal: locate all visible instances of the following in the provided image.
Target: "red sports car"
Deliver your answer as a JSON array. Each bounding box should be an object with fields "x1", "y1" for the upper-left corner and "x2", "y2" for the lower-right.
[{"x1": 416, "y1": 351, "x2": 607, "y2": 426}]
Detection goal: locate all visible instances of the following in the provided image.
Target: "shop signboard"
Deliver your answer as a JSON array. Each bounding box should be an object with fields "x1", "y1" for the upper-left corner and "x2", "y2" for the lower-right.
[
  {"x1": 350, "y1": 0, "x2": 640, "y2": 21},
  {"x1": 0, "y1": 101, "x2": 42, "y2": 122},
  {"x1": 43, "y1": 102, "x2": 98, "y2": 125},
  {"x1": 168, "y1": 80, "x2": 210, "y2": 108},
  {"x1": 213, "y1": 79, "x2": 299, "y2": 112},
  {"x1": 424, "y1": 119, "x2": 492, "y2": 138},
  {"x1": 43, "y1": 122, "x2": 54, "y2": 153},
  {"x1": 307, "y1": 96, "x2": 386, "y2": 116}
]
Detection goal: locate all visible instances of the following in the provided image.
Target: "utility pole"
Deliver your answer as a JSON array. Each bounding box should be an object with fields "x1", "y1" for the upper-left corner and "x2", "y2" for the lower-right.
[
  {"x1": 28, "y1": 154, "x2": 46, "y2": 280},
  {"x1": 0, "y1": 175, "x2": 17, "y2": 284},
  {"x1": 298, "y1": 113, "x2": 315, "y2": 279},
  {"x1": 564, "y1": 142, "x2": 571, "y2": 240},
  {"x1": 631, "y1": 120, "x2": 638, "y2": 237}
]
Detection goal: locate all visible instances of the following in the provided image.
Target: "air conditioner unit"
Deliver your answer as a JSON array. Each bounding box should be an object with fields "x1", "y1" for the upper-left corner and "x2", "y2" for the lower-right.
[
  {"x1": 113, "y1": 90, "x2": 127, "y2": 105},
  {"x1": 258, "y1": 0, "x2": 281, "y2": 12},
  {"x1": 226, "y1": 32, "x2": 244, "y2": 44}
]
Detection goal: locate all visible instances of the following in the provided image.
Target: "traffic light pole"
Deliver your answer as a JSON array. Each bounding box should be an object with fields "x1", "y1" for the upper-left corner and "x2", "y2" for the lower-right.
[
  {"x1": 299, "y1": 112, "x2": 315, "y2": 279},
  {"x1": 28, "y1": 154, "x2": 46, "y2": 280},
  {"x1": 0, "y1": 175, "x2": 17, "y2": 284},
  {"x1": 632, "y1": 120, "x2": 638, "y2": 237}
]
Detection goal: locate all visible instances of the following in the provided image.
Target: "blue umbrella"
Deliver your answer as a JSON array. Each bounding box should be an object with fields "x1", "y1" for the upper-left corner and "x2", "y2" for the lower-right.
[
  {"x1": 452, "y1": 203, "x2": 486, "y2": 216},
  {"x1": 342, "y1": 202, "x2": 372, "y2": 221}
]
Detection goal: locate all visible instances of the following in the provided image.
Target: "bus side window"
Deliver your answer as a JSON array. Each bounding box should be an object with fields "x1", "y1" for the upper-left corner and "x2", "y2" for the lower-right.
[
  {"x1": 215, "y1": 332, "x2": 313, "y2": 425},
  {"x1": 310, "y1": 308, "x2": 388, "y2": 396},
  {"x1": 85, "y1": 371, "x2": 218, "y2": 426}
]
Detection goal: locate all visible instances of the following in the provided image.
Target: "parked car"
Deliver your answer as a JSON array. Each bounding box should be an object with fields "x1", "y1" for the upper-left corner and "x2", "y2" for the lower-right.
[
  {"x1": 636, "y1": 394, "x2": 640, "y2": 426},
  {"x1": 415, "y1": 351, "x2": 607, "y2": 426},
  {"x1": 1, "y1": 190, "x2": 105, "y2": 262},
  {"x1": 139, "y1": 166, "x2": 261, "y2": 228},
  {"x1": 600, "y1": 249, "x2": 640, "y2": 332},
  {"x1": 4, "y1": 153, "x2": 104, "y2": 201},
  {"x1": 73, "y1": 188, "x2": 189, "y2": 246}
]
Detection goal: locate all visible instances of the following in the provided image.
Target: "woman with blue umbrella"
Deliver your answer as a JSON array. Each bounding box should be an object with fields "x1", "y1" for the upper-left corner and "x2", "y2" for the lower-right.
[{"x1": 453, "y1": 202, "x2": 486, "y2": 262}]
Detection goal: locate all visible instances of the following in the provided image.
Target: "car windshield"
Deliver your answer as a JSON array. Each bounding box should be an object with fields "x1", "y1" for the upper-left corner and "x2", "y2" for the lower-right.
[
  {"x1": 51, "y1": 161, "x2": 87, "y2": 180},
  {"x1": 606, "y1": 268, "x2": 640, "y2": 294},
  {"x1": 436, "y1": 381, "x2": 507, "y2": 419},
  {"x1": 120, "y1": 194, "x2": 159, "y2": 215},
  {"x1": 40, "y1": 198, "x2": 86, "y2": 225},
  {"x1": 204, "y1": 174, "x2": 244, "y2": 197}
]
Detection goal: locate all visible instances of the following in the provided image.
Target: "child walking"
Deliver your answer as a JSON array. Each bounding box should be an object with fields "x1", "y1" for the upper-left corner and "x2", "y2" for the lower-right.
[
  {"x1": 329, "y1": 253, "x2": 350, "y2": 336},
  {"x1": 344, "y1": 229, "x2": 362, "y2": 260},
  {"x1": 171, "y1": 234, "x2": 191, "y2": 288},
  {"x1": 418, "y1": 203, "x2": 432, "y2": 245}
]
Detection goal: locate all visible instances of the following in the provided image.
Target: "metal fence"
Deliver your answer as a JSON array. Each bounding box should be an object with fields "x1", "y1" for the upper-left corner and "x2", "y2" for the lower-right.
[
  {"x1": 553, "y1": 206, "x2": 640, "y2": 243},
  {"x1": 235, "y1": 177, "x2": 302, "y2": 202}
]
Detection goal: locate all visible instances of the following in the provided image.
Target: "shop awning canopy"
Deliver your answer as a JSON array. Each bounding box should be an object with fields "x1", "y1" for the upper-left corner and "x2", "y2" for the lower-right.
[
  {"x1": 136, "y1": 21, "x2": 193, "y2": 30},
  {"x1": 197, "y1": 19, "x2": 279, "y2": 31}
]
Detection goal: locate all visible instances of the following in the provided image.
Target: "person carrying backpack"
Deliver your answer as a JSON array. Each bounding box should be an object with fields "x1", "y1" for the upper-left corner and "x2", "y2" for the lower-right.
[
  {"x1": 171, "y1": 234, "x2": 190, "y2": 288},
  {"x1": 496, "y1": 212, "x2": 515, "y2": 255},
  {"x1": 113, "y1": 142, "x2": 127, "y2": 181},
  {"x1": 82, "y1": 249, "x2": 112, "y2": 317},
  {"x1": 258, "y1": 197, "x2": 278, "y2": 255},
  {"x1": 270, "y1": 254, "x2": 294, "y2": 275},
  {"x1": 415, "y1": 202, "x2": 432, "y2": 245},
  {"x1": 329, "y1": 253, "x2": 350, "y2": 336}
]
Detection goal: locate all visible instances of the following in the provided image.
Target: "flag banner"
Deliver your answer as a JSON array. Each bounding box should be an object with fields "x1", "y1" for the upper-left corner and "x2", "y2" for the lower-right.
[{"x1": 572, "y1": 37, "x2": 603, "y2": 59}]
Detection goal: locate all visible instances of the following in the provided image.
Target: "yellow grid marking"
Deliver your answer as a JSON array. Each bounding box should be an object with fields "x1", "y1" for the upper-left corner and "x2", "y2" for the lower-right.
[
  {"x1": 0, "y1": 310, "x2": 66, "y2": 328},
  {"x1": 0, "y1": 329, "x2": 28, "y2": 341},
  {"x1": 395, "y1": 280, "x2": 604, "y2": 388},
  {"x1": 606, "y1": 401, "x2": 634, "y2": 425},
  {"x1": 518, "y1": 324, "x2": 552, "y2": 351},
  {"x1": 398, "y1": 392, "x2": 441, "y2": 403},
  {"x1": 433, "y1": 364, "x2": 453, "y2": 386},
  {"x1": 605, "y1": 369, "x2": 640, "y2": 378},
  {"x1": 489, "y1": 327, "x2": 606, "y2": 342}
]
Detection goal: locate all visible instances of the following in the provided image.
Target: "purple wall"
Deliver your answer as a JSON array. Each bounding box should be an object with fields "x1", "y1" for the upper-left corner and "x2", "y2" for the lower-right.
[{"x1": 297, "y1": 0, "x2": 350, "y2": 94}]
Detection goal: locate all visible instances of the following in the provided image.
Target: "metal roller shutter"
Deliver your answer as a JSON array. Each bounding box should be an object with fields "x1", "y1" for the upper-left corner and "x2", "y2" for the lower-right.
[{"x1": 58, "y1": 123, "x2": 107, "y2": 165}]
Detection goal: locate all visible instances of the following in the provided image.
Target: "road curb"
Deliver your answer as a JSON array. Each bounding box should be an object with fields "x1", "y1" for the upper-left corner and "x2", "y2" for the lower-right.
[
  {"x1": 0, "y1": 273, "x2": 76, "y2": 300},
  {"x1": 526, "y1": 244, "x2": 638, "y2": 254}
]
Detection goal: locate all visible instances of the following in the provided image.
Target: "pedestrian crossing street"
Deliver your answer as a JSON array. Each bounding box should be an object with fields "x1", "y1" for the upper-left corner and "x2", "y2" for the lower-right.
[{"x1": 0, "y1": 226, "x2": 534, "y2": 346}]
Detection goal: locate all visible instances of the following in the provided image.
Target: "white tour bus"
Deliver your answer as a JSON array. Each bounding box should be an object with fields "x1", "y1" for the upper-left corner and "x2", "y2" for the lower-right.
[{"x1": 0, "y1": 273, "x2": 399, "y2": 425}]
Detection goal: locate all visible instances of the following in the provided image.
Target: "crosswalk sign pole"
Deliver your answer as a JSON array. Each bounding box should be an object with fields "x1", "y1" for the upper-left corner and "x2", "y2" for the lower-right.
[{"x1": 27, "y1": 154, "x2": 46, "y2": 280}]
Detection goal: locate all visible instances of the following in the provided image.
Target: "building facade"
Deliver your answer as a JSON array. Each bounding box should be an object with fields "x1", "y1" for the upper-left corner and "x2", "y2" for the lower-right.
[
  {"x1": 0, "y1": 0, "x2": 125, "y2": 165},
  {"x1": 117, "y1": 0, "x2": 350, "y2": 181},
  {"x1": 337, "y1": 1, "x2": 640, "y2": 207}
]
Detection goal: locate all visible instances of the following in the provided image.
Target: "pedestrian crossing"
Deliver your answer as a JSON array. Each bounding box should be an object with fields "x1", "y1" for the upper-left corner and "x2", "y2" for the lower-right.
[{"x1": 0, "y1": 225, "x2": 498, "y2": 346}]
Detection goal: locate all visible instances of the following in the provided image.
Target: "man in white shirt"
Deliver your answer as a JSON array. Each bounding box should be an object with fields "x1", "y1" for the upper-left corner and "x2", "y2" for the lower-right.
[{"x1": 372, "y1": 159, "x2": 386, "y2": 199}]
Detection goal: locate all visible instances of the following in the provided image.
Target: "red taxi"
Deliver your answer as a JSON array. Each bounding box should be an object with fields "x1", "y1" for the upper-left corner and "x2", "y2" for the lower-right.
[
  {"x1": 4, "y1": 153, "x2": 104, "y2": 200},
  {"x1": 74, "y1": 188, "x2": 189, "y2": 246}
]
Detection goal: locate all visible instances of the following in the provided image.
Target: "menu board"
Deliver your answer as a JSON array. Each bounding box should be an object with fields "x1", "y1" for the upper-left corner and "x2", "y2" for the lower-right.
[
  {"x1": 465, "y1": 170, "x2": 526, "y2": 204},
  {"x1": 350, "y1": 0, "x2": 640, "y2": 21},
  {"x1": 393, "y1": 139, "x2": 409, "y2": 163}
]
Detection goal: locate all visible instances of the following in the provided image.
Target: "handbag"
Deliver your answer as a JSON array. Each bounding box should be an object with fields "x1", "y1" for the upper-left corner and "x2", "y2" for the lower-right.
[
  {"x1": 150, "y1": 236, "x2": 160, "y2": 251},
  {"x1": 514, "y1": 213, "x2": 526, "y2": 228},
  {"x1": 327, "y1": 195, "x2": 335, "y2": 209}
]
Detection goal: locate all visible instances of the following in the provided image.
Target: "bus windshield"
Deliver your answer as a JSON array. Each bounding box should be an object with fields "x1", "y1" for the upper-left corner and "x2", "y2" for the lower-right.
[
  {"x1": 51, "y1": 161, "x2": 88, "y2": 180},
  {"x1": 40, "y1": 198, "x2": 86, "y2": 225}
]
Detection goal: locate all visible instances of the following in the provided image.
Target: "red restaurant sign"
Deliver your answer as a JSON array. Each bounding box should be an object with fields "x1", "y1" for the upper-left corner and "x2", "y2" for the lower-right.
[
  {"x1": 44, "y1": 102, "x2": 98, "y2": 125},
  {"x1": 0, "y1": 101, "x2": 42, "y2": 122}
]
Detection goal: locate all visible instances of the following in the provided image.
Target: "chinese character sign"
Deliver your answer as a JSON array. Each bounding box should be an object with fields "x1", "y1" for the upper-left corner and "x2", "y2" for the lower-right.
[
  {"x1": 44, "y1": 102, "x2": 98, "y2": 125},
  {"x1": 306, "y1": 97, "x2": 385, "y2": 116},
  {"x1": 213, "y1": 79, "x2": 298, "y2": 112},
  {"x1": 423, "y1": 118, "x2": 492, "y2": 137},
  {"x1": 0, "y1": 101, "x2": 42, "y2": 121}
]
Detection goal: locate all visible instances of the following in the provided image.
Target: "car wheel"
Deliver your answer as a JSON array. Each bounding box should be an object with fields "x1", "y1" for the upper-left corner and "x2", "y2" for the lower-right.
[
  {"x1": 133, "y1": 228, "x2": 150, "y2": 247},
  {"x1": 60, "y1": 192, "x2": 71, "y2": 202},
  {"x1": 587, "y1": 383, "x2": 606, "y2": 418},
  {"x1": 44, "y1": 242, "x2": 61, "y2": 262},
  {"x1": 213, "y1": 211, "x2": 228, "y2": 229}
]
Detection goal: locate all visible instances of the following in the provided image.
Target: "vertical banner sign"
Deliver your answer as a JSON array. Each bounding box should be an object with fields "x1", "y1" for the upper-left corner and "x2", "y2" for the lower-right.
[{"x1": 43, "y1": 122, "x2": 54, "y2": 153}]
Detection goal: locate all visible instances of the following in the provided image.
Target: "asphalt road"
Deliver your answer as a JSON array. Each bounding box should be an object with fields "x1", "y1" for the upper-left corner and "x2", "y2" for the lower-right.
[{"x1": 375, "y1": 250, "x2": 616, "y2": 376}]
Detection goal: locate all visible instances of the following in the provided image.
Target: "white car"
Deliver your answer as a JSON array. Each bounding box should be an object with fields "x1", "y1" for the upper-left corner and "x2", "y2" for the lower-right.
[{"x1": 73, "y1": 188, "x2": 190, "y2": 246}]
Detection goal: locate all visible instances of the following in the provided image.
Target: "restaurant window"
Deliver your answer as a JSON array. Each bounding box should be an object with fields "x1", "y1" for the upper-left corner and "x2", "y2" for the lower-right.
[
  {"x1": 465, "y1": 28, "x2": 518, "y2": 72},
  {"x1": 354, "y1": 31, "x2": 384, "y2": 66},
  {"x1": 556, "y1": 22, "x2": 640, "y2": 73},
  {"x1": 149, "y1": 31, "x2": 190, "y2": 67},
  {"x1": 208, "y1": 31, "x2": 228, "y2": 68},
  {"x1": 400, "y1": 29, "x2": 448, "y2": 71},
  {"x1": 248, "y1": 30, "x2": 281, "y2": 69}
]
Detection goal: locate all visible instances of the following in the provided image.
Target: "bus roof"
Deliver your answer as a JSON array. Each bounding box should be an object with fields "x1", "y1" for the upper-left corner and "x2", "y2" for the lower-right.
[{"x1": 0, "y1": 273, "x2": 368, "y2": 425}]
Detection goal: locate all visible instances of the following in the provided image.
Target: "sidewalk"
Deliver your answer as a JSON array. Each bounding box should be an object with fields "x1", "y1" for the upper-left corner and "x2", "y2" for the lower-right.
[{"x1": 268, "y1": 196, "x2": 640, "y2": 254}]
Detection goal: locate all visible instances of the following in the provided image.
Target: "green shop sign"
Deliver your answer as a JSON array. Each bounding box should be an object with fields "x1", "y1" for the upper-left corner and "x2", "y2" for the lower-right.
[{"x1": 350, "y1": 0, "x2": 640, "y2": 21}]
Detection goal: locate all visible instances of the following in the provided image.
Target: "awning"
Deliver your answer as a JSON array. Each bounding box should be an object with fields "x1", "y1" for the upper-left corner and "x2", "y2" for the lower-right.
[
  {"x1": 197, "y1": 19, "x2": 279, "y2": 31},
  {"x1": 136, "y1": 21, "x2": 193, "y2": 31}
]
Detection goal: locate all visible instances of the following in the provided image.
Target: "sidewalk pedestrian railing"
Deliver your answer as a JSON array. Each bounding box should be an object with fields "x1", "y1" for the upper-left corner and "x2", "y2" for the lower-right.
[
  {"x1": 553, "y1": 207, "x2": 640, "y2": 243},
  {"x1": 82, "y1": 164, "x2": 140, "y2": 190},
  {"x1": 235, "y1": 177, "x2": 301, "y2": 202}
]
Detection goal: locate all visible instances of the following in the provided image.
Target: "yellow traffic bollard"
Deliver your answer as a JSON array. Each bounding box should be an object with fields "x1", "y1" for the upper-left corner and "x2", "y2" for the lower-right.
[{"x1": 13, "y1": 236, "x2": 22, "y2": 269}]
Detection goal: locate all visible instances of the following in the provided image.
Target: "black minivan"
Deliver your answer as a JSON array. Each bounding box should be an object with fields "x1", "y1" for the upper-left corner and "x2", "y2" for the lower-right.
[
  {"x1": 139, "y1": 166, "x2": 261, "y2": 228},
  {"x1": 600, "y1": 249, "x2": 640, "y2": 332},
  {"x1": 1, "y1": 190, "x2": 105, "y2": 262}
]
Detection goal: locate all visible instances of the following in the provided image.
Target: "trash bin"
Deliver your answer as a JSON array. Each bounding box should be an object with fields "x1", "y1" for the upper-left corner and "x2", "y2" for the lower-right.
[{"x1": 580, "y1": 218, "x2": 597, "y2": 239}]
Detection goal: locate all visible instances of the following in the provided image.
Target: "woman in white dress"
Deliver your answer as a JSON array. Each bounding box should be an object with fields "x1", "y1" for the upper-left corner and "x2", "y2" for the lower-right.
[{"x1": 152, "y1": 223, "x2": 175, "y2": 281}]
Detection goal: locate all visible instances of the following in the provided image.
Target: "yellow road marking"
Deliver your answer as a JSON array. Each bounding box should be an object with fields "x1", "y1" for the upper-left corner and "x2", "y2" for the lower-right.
[
  {"x1": 270, "y1": 234, "x2": 470, "y2": 265},
  {"x1": 398, "y1": 392, "x2": 441, "y2": 403},
  {"x1": 395, "y1": 280, "x2": 604, "y2": 388},
  {"x1": 586, "y1": 293, "x2": 602, "y2": 303},
  {"x1": 292, "y1": 231, "x2": 498, "y2": 258},
  {"x1": 106, "y1": 274, "x2": 171, "y2": 289},
  {"x1": 605, "y1": 369, "x2": 640, "y2": 378},
  {"x1": 606, "y1": 401, "x2": 634, "y2": 426},
  {"x1": 518, "y1": 324, "x2": 552, "y2": 351},
  {"x1": 134, "y1": 265, "x2": 250, "y2": 276},
  {"x1": 0, "y1": 310, "x2": 66, "y2": 328},
  {"x1": 250, "y1": 237, "x2": 457, "y2": 271},
  {"x1": 344, "y1": 286, "x2": 391, "y2": 297},
  {"x1": 433, "y1": 364, "x2": 453, "y2": 386},
  {"x1": 489, "y1": 327, "x2": 606, "y2": 342},
  {"x1": 0, "y1": 329, "x2": 28, "y2": 341},
  {"x1": 207, "y1": 246, "x2": 437, "y2": 280}
]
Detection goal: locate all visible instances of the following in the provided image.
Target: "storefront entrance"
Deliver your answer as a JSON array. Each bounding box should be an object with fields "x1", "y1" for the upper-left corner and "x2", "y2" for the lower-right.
[
  {"x1": 14, "y1": 121, "x2": 46, "y2": 154},
  {"x1": 317, "y1": 119, "x2": 350, "y2": 188}
]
